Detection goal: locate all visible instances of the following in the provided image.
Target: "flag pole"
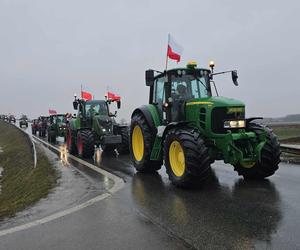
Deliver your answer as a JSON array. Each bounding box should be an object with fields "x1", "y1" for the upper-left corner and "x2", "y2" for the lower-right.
[
  {"x1": 165, "y1": 53, "x2": 169, "y2": 71},
  {"x1": 80, "y1": 84, "x2": 83, "y2": 99},
  {"x1": 165, "y1": 34, "x2": 170, "y2": 71}
]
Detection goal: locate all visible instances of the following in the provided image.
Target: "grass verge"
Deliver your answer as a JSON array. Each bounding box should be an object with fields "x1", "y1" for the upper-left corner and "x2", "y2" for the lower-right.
[{"x1": 0, "y1": 121, "x2": 58, "y2": 221}]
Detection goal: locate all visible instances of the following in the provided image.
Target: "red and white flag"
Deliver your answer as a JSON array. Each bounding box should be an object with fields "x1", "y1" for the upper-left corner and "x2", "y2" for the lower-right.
[
  {"x1": 49, "y1": 109, "x2": 57, "y2": 115},
  {"x1": 167, "y1": 34, "x2": 183, "y2": 63},
  {"x1": 81, "y1": 90, "x2": 92, "y2": 101},
  {"x1": 106, "y1": 92, "x2": 121, "y2": 101}
]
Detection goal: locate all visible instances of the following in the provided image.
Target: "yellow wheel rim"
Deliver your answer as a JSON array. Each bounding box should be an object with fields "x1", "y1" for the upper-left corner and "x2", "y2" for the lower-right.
[
  {"x1": 132, "y1": 125, "x2": 144, "y2": 161},
  {"x1": 169, "y1": 140, "x2": 185, "y2": 177}
]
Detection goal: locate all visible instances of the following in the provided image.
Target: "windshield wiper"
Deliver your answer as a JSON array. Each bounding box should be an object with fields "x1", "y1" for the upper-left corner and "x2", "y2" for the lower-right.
[{"x1": 195, "y1": 76, "x2": 209, "y2": 91}]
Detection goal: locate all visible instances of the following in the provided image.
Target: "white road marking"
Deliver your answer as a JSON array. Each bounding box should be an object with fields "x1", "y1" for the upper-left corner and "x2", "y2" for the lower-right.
[{"x1": 0, "y1": 134, "x2": 124, "y2": 237}]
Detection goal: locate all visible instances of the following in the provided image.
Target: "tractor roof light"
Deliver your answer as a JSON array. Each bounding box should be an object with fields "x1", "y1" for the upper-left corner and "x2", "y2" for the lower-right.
[{"x1": 187, "y1": 61, "x2": 197, "y2": 69}]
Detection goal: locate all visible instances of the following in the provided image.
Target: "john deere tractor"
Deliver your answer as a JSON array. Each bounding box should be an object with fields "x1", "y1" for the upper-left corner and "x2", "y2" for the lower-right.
[
  {"x1": 47, "y1": 114, "x2": 67, "y2": 143},
  {"x1": 66, "y1": 96, "x2": 129, "y2": 158},
  {"x1": 130, "y1": 61, "x2": 280, "y2": 187}
]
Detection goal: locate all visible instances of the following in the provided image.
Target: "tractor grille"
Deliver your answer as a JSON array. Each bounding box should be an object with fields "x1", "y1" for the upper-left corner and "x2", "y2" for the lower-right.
[
  {"x1": 211, "y1": 107, "x2": 245, "y2": 134},
  {"x1": 199, "y1": 108, "x2": 206, "y2": 129}
]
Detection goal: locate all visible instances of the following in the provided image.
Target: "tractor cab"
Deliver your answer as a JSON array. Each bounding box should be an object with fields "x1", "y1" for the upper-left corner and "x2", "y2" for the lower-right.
[{"x1": 146, "y1": 62, "x2": 212, "y2": 123}]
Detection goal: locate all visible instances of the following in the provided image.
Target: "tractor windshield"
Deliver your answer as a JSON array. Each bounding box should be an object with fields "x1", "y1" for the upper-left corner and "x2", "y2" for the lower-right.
[
  {"x1": 170, "y1": 73, "x2": 211, "y2": 100},
  {"x1": 86, "y1": 102, "x2": 108, "y2": 117},
  {"x1": 55, "y1": 115, "x2": 65, "y2": 124}
]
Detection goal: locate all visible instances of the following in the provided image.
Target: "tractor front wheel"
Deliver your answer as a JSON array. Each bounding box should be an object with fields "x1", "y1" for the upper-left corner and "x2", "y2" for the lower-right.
[
  {"x1": 47, "y1": 131, "x2": 56, "y2": 143},
  {"x1": 77, "y1": 130, "x2": 95, "y2": 158},
  {"x1": 117, "y1": 127, "x2": 129, "y2": 154},
  {"x1": 66, "y1": 129, "x2": 77, "y2": 155},
  {"x1": 130, "y1": 113, "x2": 162, "y2": 172},
  {"x1": 164, "y1": 128, "x2": 212, "y2": 187},
  {"x1": 234, "y1": 123, "x2": 281, "y2": 179}
]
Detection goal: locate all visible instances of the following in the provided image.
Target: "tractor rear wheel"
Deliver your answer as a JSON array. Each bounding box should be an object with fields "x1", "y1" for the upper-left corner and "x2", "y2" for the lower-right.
[
  {"x1": 234, "y1": 123, "x2": 281, "y2": 179},
  {"x1": 66, "y1": 129, "x2": 77, "y2": 155},
  {"x1": 130, "y1": 113, "x2": 162, "y2": 172},
  {"x1": 77, "y1": 130, "x2": 95, "y2": 158},
  {"x1": 117, "y1": 127, "x2": 129, "y2": 154},
  {"x1": 164, "y1": 128, "x2": 212, "y2": 187}
]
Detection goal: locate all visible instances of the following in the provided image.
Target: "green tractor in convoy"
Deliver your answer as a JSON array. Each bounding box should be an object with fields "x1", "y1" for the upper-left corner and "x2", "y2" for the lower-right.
[
  {"x1": 66, "y1": 95, "x2": 129, "y2": 158},
  {"x1": 130, "y1": 61, "x2": 281, "y2": 187},
  {"x1": 47, "y1": 114, "x2": 67, "y2": 143}
]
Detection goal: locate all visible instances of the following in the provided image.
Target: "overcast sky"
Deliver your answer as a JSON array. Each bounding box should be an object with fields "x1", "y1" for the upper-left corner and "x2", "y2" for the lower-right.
[{"x1": 0, "y1": 0, "x2": 299, "y2": 121}]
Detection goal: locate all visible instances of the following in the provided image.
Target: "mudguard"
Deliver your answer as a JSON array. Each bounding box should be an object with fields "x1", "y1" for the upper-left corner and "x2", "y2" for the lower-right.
[{"x1": 131, "y1": 105, "x2": 160, "y2": 134}]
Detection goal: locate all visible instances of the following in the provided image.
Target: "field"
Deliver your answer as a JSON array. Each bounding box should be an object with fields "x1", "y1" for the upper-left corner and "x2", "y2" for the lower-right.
[
  {"x1": 0, "y1": 121, "x2": 58, "y2": 220},
  {"x1": 268, "y1": 123, "x2": 300, "y2": 144}
]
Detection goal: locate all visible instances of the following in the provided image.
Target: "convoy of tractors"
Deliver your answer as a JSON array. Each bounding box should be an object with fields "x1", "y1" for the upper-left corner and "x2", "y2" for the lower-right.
[{"x1": 0, "y1": 61, "x2": 281, "y2": 188}]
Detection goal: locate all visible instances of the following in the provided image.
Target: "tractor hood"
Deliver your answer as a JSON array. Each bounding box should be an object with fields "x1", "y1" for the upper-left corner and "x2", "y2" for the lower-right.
[
  {"x1": 186, "y1": 96, "x2": 245, "y2": 109},
  {"x1": 93, "y1": 115, "x2": 114, "y2": 135}
]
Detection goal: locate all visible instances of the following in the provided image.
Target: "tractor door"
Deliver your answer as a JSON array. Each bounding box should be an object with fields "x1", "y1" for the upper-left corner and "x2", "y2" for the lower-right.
[{"x1": 152, "y1": 77, "x2": 166, "y2": 121}]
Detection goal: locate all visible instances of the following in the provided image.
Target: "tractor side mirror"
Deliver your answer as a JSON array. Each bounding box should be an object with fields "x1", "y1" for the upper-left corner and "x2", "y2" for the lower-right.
[
  {"x1": 117, "y1": 101, "x2": 121, "y2": 109},
  {"x1": 73, "y1": 101, "x2": 78, "y2": 110},
  {"x1": 145, "y1": 70, "x2": 154, "y2": 86},
  {"x1": 232, "y1": 71, "x2": 238, "y2": 86}
]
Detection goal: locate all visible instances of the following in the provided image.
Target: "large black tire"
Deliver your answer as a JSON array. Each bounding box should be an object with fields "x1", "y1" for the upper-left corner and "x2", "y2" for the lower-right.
[
  {"x1": 66, "y1": 129, "x2": 77, "y2": 155},
  {"x1": 77, "y1": 130, "x2": 95, "y2": 158},
  {"x1": 234, "y1": 123, "x2": 281, "y2": 179},
  {"x1": 130, "y1": 113, "x2": 162, "y2": 172},
  {"x1": 47, "y1": 130, "x2": 56, "y2": 143},
  {"x1": 164, "y1": 127, "x2": 212, "y2": 188},
  {"x1": 117, "y1": 127, "x2": 130, "y2": 154}
]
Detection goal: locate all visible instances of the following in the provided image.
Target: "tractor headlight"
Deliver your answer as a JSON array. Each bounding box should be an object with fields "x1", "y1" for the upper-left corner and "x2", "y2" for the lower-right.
[
  {"x1": 224, "y1": 120, "x2": 245, "y2": 129},
  {"x1": 102, "y1": 128, "x2": 106, "y2": 132}
]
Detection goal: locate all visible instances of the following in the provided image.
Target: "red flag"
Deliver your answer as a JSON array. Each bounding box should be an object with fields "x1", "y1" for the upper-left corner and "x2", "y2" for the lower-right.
[
  {"x1": 106, "y1": 92, "x2": 121, "y2": 101},
  {"x1": 81, "y1": 91, "x2": 92, "y2": 100},
  {"x1": 49, "y1": 109, "x2": 57, "y2": 115},
  {"x1": 167, "y1": 34, "x2": 183, "y2": 63}
]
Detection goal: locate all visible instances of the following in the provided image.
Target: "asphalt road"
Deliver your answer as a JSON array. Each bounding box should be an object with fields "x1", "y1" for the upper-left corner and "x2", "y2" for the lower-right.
[{"x1": 1, "y1": 129, "x2": 300, "y2": 249}]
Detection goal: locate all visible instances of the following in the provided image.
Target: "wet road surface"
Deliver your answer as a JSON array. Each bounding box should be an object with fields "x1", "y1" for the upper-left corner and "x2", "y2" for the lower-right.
[{"x1": 1, "y1": 129, "x2": 300, "y2": 249}]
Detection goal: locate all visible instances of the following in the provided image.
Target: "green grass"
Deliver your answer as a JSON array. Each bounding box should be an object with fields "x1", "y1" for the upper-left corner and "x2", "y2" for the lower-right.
[
  {"x1": 0, "y1": 121, "x2": 58, "y2": 220},
  {"x1": 268, "y1": 124, "x2": 300, "y2": 141}
]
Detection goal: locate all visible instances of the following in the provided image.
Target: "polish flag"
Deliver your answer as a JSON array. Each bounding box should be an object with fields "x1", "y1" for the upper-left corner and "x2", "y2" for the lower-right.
[
  {"x1": 49, "y1": 109, "x2": 57, "y2": 115},
  {"x1": 167, "y1": 34, "x2": 183, "y2": 63},
  {"x1": 81, "y1": 91, "x2": 92, "y2": 101},
  {"x1": 106, "y1": 92, "x2": 121, "y2": 101}
]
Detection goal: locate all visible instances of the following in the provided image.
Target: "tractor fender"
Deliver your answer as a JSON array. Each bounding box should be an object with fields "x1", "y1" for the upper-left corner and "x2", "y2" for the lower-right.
[
  {"x1": 161, "y1": 121, "x2": 190, "y2": 141},
  {"x1": 131, "y1": 105, "x2": 158, "y2": 134}
]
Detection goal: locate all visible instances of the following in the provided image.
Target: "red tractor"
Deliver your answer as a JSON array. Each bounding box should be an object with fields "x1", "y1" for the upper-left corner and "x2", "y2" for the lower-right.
[{"x1": 31, "y1": 119, "x2": 39, "y2": 135}]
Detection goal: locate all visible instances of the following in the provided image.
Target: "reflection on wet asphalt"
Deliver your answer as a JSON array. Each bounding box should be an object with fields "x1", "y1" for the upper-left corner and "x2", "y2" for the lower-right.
[
  {"x1": 101, "y1": 155, "x2": 300, "y2": 249},
  {"x1": 3, "y1": 126, "x2": 300, "y2": 249}
]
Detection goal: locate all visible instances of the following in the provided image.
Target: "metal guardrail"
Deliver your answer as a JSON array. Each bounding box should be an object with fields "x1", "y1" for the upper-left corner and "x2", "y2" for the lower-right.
[{"x1": 280, "y1": 145, "x2": 300, "y2": 155}]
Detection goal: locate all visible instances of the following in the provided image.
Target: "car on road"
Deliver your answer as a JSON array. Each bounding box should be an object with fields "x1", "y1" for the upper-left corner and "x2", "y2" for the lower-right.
[
  {"x1": 19, "y1": 115, "x2": 28, "y2": 128},
  {"x1": 9, "y1": 115, "x2": 16, "y2": 124}
]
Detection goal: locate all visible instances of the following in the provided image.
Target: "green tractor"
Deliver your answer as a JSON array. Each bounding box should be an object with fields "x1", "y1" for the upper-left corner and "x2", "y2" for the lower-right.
[
  {"x1": 130, "y1": 61, "x2": 280, "y2": 187},
  {"x1": 66, "y1": 96, "x2": 129, "y2": 158},
  {"x1": 47, "y1": 114, "x2": 67, "y2": 143}
]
